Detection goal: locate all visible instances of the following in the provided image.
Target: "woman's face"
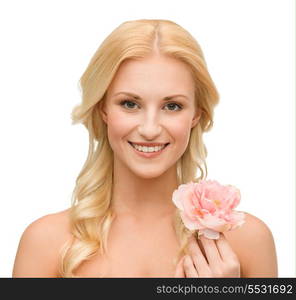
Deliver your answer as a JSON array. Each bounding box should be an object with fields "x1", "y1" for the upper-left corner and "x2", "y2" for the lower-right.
[{"x1": 100, "y1": 54, "x2": 200, "y2": 179}]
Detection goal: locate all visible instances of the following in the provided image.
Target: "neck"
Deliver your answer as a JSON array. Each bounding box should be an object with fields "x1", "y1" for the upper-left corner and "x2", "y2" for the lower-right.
[{"x1": 111, "y1": 159, "x2": 179, "y2": 221}]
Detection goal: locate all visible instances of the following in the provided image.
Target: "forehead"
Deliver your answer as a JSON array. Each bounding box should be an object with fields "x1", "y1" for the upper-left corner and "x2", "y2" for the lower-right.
[{"x1": 107, "y1": 55, "x2": 195, "y2": 97}]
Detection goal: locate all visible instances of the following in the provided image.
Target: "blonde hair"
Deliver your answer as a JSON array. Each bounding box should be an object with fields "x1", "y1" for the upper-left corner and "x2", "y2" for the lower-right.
[{"x1": 59, "y1": 19, "x2": 219, "y2": 277}]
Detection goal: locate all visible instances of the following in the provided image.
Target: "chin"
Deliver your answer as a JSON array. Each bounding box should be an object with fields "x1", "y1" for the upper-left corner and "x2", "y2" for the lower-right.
[{"x1": 131, "y1": 168, "x2": 167, "y2": 180}]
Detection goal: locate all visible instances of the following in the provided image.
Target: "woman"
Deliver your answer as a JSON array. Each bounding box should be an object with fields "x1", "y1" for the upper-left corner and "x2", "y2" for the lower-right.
[{"x1": 12, "y1": 19, "x2": 278, "y2": 278}]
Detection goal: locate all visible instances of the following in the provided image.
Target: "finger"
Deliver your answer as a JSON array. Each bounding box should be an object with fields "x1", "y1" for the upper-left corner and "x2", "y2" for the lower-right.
[
  {"x1": 197, "y1": 238, "x2": 207, "y2": 261},
  {"x1": 183, "y1": 255, "x2": 198, "y2": 278},
  {"x1": 188, "y1": 235, "x2": 213, "y2": 277},
  {"x1": 199, "y1": 235, "x2": 223, "y2": 267},
  {"x1": 215, "y1": 233, "x2": 239, "y2": 262},
  {"x1": 187, "y1": 235, "x2": 209, "y2": 270},
  {"x1": 174, "y1": 256, "x2": 185, "y2": 277}
]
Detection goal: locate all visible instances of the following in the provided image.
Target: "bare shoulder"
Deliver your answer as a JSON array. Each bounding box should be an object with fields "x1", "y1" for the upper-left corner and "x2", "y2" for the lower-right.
[
  {"x1": 224, "y1": 212, "x2": 274, "y2": 242},
  {"x1": 223, "y1": 212, "x2": 278, "y2": 277},
  {"x1": 12, "y1": 208, "x2": 72, "y2": 277}
]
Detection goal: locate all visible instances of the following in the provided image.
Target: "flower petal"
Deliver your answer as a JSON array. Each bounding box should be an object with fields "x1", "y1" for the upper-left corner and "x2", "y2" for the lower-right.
[
  {"x1": 229, "y1": 211, "x2": 246, "y2": 229},
  {"x1": 172, "y1": 183, "x2": 192, "y2": 211},
  {"x1": 200, "y1": 228, "x2": 220, "y2": 239},
  {"x1": 180, "y1": 211, "x2": 200, "y2": 231},
  {"x1": 172, "y1": 180, "x2": 245, "y2": 235}
]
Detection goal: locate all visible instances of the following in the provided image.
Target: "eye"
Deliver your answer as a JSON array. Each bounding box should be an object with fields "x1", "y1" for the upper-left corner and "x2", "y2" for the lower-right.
[
  {"x1": 120, "y1": 100, "x2": 139, "y2": 110},
  {"x1": 164, "y1": 102, "x2": 183, "y2": 111}
]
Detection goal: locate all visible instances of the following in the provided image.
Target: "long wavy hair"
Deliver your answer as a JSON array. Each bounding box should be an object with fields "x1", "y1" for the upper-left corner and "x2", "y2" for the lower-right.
[{"x1": 59, "y1": 19, "x2": 219, "y2": 277}]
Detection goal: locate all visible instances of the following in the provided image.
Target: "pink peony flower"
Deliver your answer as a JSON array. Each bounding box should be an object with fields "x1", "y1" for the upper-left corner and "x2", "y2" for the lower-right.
[{"x1": 172, "y1": 180, "x2": 245, "y2": 239}]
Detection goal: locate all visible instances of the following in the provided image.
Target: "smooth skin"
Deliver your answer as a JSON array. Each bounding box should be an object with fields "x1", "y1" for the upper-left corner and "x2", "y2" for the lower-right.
[
  {"x1": 12, "y1": 210, "x2": 278, "y2": 277},
  {"x1": 174, "y1": 212, "x2": 278, "y2": 277},
  {"x1": 177, "y1": 233, "x2": 240, "y2": 277},
  {"x1": 12, "y1": 53, "x2": 278, "y2": 277},
  {"x1": 175, "y1": 234, "x2": 241, "y2": 277}
]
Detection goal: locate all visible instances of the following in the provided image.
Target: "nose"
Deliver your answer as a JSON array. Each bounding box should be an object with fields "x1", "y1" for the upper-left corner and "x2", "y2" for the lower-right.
[{"x1": 137, "y1": 111, "x2": 162, "y2": 140}]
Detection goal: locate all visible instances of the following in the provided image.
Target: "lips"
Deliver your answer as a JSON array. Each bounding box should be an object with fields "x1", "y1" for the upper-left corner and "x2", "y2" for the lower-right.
[
  {"x1": 128, "y1": 141, "x2": 170, "y2": 147},
  {"x1": 127, "y1": 141, "x2": 170, "y2": 158}
]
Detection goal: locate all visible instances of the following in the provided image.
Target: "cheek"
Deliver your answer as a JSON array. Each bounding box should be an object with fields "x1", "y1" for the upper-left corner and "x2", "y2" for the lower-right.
[
  {"x1": 106, "y1": 111, "x2": 134, "y2": 147},
  {"x1": 171, "y1": 117, "x2": 192, "y2": 146}
]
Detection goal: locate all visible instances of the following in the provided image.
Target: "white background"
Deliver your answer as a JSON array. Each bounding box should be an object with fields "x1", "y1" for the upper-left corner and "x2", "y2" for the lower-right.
[{"x1": 0, "y1": 0, "x2": 294, "y2": 277}]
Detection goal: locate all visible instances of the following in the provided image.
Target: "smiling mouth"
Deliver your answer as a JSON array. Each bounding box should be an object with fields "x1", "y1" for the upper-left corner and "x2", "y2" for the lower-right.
[{"x1": 128, "y1": 141, "x2": 170, "y2": 152}]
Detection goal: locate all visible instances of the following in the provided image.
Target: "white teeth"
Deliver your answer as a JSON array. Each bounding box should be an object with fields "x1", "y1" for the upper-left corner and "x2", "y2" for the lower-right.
[{"x1": 131, "y1": 143, "x2": 166, "y2": 153}]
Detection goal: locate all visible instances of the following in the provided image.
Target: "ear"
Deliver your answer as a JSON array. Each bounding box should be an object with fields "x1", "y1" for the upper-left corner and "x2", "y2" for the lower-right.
[
  {"x1": 191, "y1": 110, "x2": 201, "y2": 129},
  {"x1": 98, "y1": 100, "x2": 108, "y2": 124}
]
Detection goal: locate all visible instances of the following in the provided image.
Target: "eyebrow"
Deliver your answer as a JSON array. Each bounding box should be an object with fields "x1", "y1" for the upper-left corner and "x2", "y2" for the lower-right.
[{"x1": 112, "y1": 91, "x2": 189, "y2": 101}]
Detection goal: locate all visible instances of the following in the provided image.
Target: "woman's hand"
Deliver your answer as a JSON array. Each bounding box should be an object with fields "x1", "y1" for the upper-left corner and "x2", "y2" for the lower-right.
[{"x1": 174, "y1": 232, "x2": 240, "y2": 277}]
